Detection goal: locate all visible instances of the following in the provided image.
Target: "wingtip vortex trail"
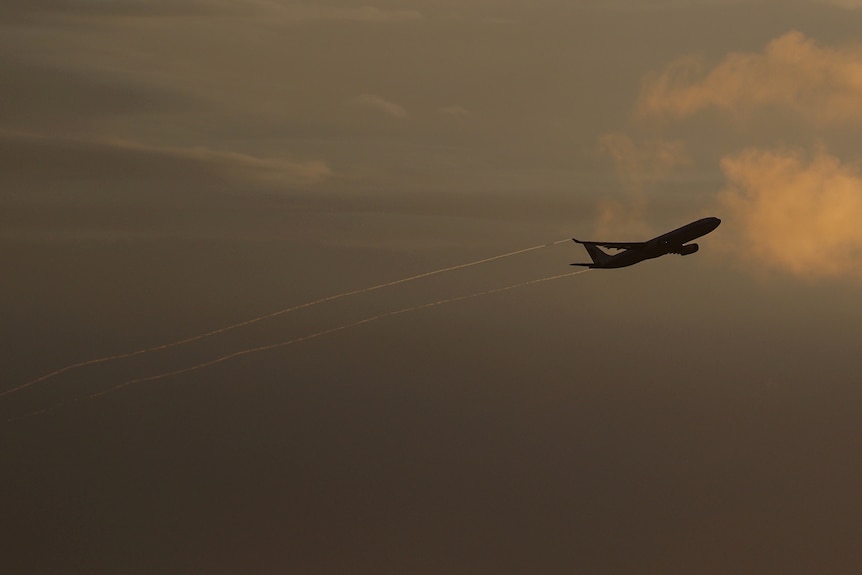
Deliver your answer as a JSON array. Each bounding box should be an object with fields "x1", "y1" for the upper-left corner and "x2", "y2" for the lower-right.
[
  {"x1": 10, "y1": 268, "x2": 590, "y2": 421},
  {"x1": 90, "y1": 268, "x2": 591, "y2": 401},
  {"x1": 3, "y1": 239, "x2": 573, "y2": 403}
]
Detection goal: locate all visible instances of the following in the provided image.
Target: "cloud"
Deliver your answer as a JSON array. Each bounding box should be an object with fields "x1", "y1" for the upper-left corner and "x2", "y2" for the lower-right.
[
  {"x1": 0, "y1": 0, "x2": 210, "y2": 19},
  {"x1": 0, "y1": 1, "x2": 424, "y2": 22},
  {"x1": 0, "y1": 131, "x2": 332, "y2": 188},
  {"x1": 275, "y1": 4, "x2": 423, "y2": 23},
  {"x1": 591, "y1": 197, "x2": 652, "y2": 241},
  {"x1": 0, "y1": 56, "x2": 187, "y2": 130},
  {"x1": 156, "y1": 143, "x2": 334, "y2": 185},
  {"x1": 718, "y1": 147, "x2": 862, "y2": 280},
  {"x1": 219, "y1": 2, "x2": 424, "y2": 24},
  {"x1": 639, "y1": 31, "x2": 862, "y2": 125},
  {"x1": 356, "y1": 94, "x2": 408, "y2": 119},
  {"x1": 598, "y1": 133, "x2": 688, "y2": 191}
]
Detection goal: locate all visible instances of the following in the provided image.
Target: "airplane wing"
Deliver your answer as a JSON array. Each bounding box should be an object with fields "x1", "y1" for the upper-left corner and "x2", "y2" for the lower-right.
[{"x1": 573, "y1": 239, "x2": 647, "y2": 250}]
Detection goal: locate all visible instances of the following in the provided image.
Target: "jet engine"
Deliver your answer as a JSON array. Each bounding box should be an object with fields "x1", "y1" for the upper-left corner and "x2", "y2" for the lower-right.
[{"x1": 678, "y1": 243, "x2": 699, "y2": 255}]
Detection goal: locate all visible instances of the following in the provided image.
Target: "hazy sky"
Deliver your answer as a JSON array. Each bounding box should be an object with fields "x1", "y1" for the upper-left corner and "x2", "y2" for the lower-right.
[{"x1": 3, "y1": 2, "x2": 862, "y2": 574}]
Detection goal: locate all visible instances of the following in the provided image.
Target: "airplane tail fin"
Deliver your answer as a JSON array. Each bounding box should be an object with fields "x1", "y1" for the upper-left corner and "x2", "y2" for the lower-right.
[{"x1": 573, "y1": 239, "x2": 611, "y2": 267}]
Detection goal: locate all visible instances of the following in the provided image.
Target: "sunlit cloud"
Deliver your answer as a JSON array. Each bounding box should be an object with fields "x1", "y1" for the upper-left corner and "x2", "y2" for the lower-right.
[
  {"x1": 718, "y1": 147, "x2": 862, "y2": 280},
  {"x1": 639, "y1": 31, "x2": 862, "y2": 125},
  {"x1": 356, "y1": 94, "x2": 408, "y2": 119}
]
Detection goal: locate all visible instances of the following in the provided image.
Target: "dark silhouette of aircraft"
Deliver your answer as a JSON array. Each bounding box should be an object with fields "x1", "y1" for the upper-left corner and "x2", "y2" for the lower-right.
[{"x1": 571, "y1": 217, "x2": 721, "y2": 268}]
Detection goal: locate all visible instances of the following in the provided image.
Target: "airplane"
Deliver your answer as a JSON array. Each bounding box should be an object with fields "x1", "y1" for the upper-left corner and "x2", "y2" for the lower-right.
[{"x1": 571, "y1": 217, "x2": 721, "y2": 269}]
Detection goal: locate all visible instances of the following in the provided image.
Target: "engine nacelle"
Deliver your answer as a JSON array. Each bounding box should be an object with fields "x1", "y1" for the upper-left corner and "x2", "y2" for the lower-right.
[{"x1": 678, "y1": 243, "x2": 699, "y2": 256}]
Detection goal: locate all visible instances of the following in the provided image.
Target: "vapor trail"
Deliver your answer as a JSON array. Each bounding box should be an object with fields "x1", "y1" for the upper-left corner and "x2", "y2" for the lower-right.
[
  {"x1": 2, "y1": 240, "x2": 569, "y2": 400},
  {"x1": 5, "y1": 269, "x2": 588, "y2": 422},
  {"x1": 87, "y1": 269, "x2": 589, "y2": 399}
]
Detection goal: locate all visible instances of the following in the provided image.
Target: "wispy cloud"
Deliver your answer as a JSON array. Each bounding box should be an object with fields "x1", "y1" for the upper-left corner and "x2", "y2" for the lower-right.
[
  {"x1": 0, "y1": 1, "x2": 424, "y2": 23},
  {"x1": 639, "y1": 31, "x2": 862, "y2": 125},
  {"x1": 599, "y1": 133, "x2": 688, "y2": 190},
  {"x1": 247, "y1": 2, "x2": 424, "y2": 23},
  {"x1": 0, "y1": 131, "x2": 333, "y2": 187},
  {"x1": 356, "y1": 94, "x2": 408, "y2": 119},
  {"x1": 718, "y1": 147, "x2": 862, "y2": 280},
  {"x1": 147, "y1": 142, "x2": 334, "y2": 185}
]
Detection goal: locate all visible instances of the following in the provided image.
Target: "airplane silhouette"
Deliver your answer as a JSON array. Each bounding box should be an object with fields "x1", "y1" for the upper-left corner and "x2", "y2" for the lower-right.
[{"x1": 571, "y1": 217, "x2": 721, "y2": 269}]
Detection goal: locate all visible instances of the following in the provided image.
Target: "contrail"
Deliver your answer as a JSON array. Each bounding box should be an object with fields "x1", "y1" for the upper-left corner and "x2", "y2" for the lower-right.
[
  {"x1": 88, "y1": 269, "x2": 589, "y2": 399},
  {"x1": 1, "y1": 239, "x2": 570, "y2": 400},
  {"x1": 7, "y1": 268, "x2": 589, "y2": 422}
]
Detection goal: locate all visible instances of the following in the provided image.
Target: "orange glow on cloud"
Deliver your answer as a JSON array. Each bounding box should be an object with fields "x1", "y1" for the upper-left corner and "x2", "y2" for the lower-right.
[
  {"x1": 640, "y1": 31, "x2": 862, "y2": 125},
  {"x1": 719, "y1": 148, "x2": 862, "y2": 279}
]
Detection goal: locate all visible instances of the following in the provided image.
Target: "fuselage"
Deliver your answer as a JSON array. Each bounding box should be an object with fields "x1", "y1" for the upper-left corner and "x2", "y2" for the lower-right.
[
  {"x1": 640, "y1": 217, "x2": 721, "y2": 258},
  {"x1": 577, "y1": 217, "x2": 721, "y2": 268},
  {"x1": 651, "y1": 217, "x2": 721, "y2": 246}
]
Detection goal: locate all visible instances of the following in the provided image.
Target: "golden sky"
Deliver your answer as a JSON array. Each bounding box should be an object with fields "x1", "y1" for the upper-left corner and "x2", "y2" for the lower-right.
[
  {"x1": 3, "y1": 2, "x2": 862, "y2": 573},
  {"x1": 4, "y1": 1, "x2": 862, "y2": 275}
]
